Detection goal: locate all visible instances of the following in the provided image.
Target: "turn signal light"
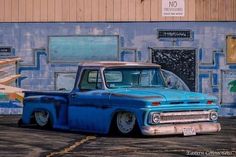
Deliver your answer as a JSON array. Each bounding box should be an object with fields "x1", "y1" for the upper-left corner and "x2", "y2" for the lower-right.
[
  {"x1": 207, "y1": 100, "x2": 213, "y2": 104},
  {"x1": 152, "y1": 102, "x2": 160, "y2": 106}
]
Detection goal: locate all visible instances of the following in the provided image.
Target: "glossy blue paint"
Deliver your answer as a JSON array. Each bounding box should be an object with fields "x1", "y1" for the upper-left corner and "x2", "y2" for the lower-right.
[{"x1": 21, "y1": 64, "x2": 220, "y2": 135}]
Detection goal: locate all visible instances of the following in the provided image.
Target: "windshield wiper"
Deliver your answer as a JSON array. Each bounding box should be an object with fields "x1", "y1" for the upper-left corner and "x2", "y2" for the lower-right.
[
  {"x1": 141, "y1": 85, "x2": 163, "y2": 88},
  {"x1": 128, "y1": 85, "x2": 164, "y2": 88}
]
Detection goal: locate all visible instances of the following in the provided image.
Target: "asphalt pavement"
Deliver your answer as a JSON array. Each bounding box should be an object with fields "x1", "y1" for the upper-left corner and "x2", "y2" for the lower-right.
[{"x1": 0, "y1": 115, "x2": 235, "y2": 157}]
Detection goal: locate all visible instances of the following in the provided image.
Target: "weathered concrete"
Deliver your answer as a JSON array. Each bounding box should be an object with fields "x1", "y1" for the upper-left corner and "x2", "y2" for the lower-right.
[{"x1": 0, "y1": 115, "x2": 235, "y2": 157}]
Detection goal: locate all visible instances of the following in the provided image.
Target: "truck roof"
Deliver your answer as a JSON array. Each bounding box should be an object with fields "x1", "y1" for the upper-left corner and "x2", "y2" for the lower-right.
[{"x1": 78, "y1": 61, "x2": 161, "y2": 68}]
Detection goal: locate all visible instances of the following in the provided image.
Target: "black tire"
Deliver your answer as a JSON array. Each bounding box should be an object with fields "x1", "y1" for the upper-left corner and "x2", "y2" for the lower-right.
[
  {"x1": 18, "y1": 118, "x2": 23, "y2": 127},
  {"x1": 34, "y1": 110, "x2": 52, "y2": 129}
]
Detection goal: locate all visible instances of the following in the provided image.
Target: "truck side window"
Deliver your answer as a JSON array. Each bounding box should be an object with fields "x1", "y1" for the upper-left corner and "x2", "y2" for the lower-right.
[{"x1": 79, "y1": 69, "x2": 102, "y2": 91}]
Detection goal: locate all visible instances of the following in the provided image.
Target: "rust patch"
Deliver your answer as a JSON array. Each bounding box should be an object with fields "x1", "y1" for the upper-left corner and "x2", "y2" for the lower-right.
[
  {"x1": 174, "y1": 126, "x2": 178, "y2": 133},
  {"x1": 111, "y1": 93, "x2": 162, "y2": 99},
  {"x1": 199, "y1": 124, "x2": 203, "y2": 131},
  {"x1": 154, "y1": 129, "x2": 158, "y2": 135}
]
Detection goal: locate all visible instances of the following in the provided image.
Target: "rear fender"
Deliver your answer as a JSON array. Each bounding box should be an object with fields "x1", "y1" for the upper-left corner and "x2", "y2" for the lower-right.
[
  {"x1": 22, "y1": 103, "x2": 57, "y2": 125},
  {"x1": 22, "y1": 95, "x2": 68, "y2": 127}
]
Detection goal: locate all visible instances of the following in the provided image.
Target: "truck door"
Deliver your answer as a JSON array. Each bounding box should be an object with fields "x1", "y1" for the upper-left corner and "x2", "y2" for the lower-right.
[{"x1": 68, "y1": 68, "x2": 111, "y2": 133}]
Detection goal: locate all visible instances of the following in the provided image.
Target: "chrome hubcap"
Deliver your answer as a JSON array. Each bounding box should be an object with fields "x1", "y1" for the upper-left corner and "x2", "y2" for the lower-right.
[
  {"x1": 117, "y1": 112, "x2": 136, "y2": 134},
  {"x1": 35, "y1": 111, "x2": 49, "y2": 127}
]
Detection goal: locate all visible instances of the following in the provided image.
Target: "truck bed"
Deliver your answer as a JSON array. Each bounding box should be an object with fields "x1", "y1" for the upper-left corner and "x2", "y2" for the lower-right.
[{"x1": 24, "y1": 90, "x2": 70, "y2": 99}]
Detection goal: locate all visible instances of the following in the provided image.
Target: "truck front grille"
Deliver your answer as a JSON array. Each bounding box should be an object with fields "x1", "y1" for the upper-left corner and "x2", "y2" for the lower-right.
[{"x1": 159, "y1": 111, "x2": 210, "y2": 124}]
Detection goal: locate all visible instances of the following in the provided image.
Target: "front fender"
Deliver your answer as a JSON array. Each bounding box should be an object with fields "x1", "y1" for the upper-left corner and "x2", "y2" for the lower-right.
[{"x1": 107, "y1": 107, "x2": 147, "y2": 133}]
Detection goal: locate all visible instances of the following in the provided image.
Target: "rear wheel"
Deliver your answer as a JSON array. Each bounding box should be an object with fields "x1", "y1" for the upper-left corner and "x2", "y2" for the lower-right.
[
  {"x1": 17, "y1": 118, "x2": 22, "y2": 127},
  {"x1": 116, "y1": 112, "x2": 138, "y2": 136},
  {"x1": 34, "y1": 111, "x2": 52, "y2": 129}
]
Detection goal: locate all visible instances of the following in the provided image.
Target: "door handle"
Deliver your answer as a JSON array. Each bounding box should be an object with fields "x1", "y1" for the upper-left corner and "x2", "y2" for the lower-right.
[{"x1": 71, "y1": 93, "x2": 77, "y2": 98}]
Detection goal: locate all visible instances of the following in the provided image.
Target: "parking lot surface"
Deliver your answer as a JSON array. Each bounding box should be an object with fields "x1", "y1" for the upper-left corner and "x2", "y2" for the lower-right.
[{"x1": 0, "y1": 115, "x2": 235, "y2": 157}]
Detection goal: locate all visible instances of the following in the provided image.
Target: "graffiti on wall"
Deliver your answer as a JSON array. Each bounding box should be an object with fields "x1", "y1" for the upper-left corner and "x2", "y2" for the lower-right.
[
  {"x1": 226, "y1": 35, "x2": 236, "y2": 64},
  {"x1": 0, "y1": 57, "x2": 23, "y2": 114},
  {"x1": 221, "y1": 70, "x2": 236, "y2": 104},
  {"x1": 198, "y1": 49, "x2": 236, "y2": 105},
  {"x1": 229, "y1": 80, "x2": 236, "y2": 93},
  {"x1": 151, "y1": 48, "x2": 196, "y2": 91},
  {"x1": 18, "y1": 49, "x2": 47, "y2": 87}
]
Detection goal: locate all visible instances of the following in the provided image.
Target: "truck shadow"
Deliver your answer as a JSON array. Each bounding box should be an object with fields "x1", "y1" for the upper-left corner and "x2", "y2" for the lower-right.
[{"x1": 0, "y1": 115, "x2": 219, "y2": 139}]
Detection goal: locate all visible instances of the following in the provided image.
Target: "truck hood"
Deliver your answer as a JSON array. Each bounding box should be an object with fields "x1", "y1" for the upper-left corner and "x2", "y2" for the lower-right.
[{"x1": 108, "y1": 88, "x2": 213, "y2": 102}]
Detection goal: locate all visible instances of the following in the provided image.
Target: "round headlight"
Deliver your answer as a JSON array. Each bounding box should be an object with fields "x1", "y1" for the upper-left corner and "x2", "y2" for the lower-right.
[
  {"x1": 152, "y1": 113, "x2": 161, "y2": 124},
  {"x1": 210, "y1": 111, "x2": 218, "y2": 121}
]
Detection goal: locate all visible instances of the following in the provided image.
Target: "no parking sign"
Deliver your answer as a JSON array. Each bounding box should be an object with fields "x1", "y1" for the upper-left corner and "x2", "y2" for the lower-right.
[{"x1": 162, "y1": 0, "x2": 185, "y2": 17}]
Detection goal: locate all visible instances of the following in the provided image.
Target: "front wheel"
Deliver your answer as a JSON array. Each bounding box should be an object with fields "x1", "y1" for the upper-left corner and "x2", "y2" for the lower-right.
[
  {"x1": 34, "y1": 111, "x2": 52, "y2": 129},
  {"x1": 116, "y1": 112, "x2": 138, "y2": 135}
]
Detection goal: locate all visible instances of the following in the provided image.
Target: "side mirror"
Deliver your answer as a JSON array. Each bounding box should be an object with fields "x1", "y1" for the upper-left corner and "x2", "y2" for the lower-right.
[
  {"x1": 167, "y1": 80, "x2": 171, "y2": 86},
  {"x1": 59, "y1": 88, "x2": 66, "y2": 91}
]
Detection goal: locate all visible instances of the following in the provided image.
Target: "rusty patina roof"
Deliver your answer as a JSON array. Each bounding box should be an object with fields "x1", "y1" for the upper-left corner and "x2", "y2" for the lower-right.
[{"x1": 78, "y1": 61, "x2": 161, "y2": 68}]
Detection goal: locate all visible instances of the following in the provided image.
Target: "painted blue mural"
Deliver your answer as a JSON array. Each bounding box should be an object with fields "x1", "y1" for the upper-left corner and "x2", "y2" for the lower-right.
[
  {"x1": 0, "y1": 22, "x2": 235, "y2": 116},
  {"x1": 0, "y1": 101, "x2": 22, "y2": 115},
  {"x1": 49, "y1": 36, "x2": 119, "y2": 63},
  {"x1": 120, "y1": 49, "x2": 142, "y2": 62}
]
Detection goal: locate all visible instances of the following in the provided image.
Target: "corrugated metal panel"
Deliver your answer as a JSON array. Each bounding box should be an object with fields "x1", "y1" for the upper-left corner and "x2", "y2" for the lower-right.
[
  {"x1": 0, "y1": 0, "x2": 236, "y2": 22},
  {"x1": 26, "y1": 0, "x2": 33, "y2": 21},
  {"x1": 196, "y1": 0, "x2": 235, "y2": 21}
]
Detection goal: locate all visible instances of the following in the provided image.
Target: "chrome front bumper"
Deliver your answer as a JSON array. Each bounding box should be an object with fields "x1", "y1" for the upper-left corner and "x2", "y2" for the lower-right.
[{"x1": 141, "y1": 122, "x2": 221, "y2": 136}]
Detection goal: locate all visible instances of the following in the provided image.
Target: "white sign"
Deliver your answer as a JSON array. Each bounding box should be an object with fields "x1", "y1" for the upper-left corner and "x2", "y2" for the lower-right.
[{"x1": 162, "y1": 0, "x2": 185, "y2": 17}]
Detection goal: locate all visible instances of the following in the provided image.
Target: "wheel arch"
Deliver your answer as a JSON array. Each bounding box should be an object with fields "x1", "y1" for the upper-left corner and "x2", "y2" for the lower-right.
[
  {"x1": 108, "y1": 109, "x2": 142, "y2": 133},
  {"x1": 22, "y1": 101, "x2": 58, "y2": 127},
  {"x1": 31, "y1": 107, "x2": 55, "y2": 125}
]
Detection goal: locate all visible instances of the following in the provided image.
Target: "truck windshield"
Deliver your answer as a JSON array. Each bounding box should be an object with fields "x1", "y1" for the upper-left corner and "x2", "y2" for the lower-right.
[{"x1": 104, "y1": 67, "x2": 166, "y2": 89}]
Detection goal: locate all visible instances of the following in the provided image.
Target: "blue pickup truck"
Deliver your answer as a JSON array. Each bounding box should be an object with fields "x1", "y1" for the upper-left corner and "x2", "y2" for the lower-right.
[{"x1": 20, "y1": 62, "x2": 221, "y2": 136}]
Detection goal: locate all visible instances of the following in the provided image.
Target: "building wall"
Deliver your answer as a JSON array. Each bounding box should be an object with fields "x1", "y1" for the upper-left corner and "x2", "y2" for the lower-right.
[
  {"x1": 0, "y1": 22, "x2": 236, "y2": 115},
  {"x1": 0, "y1": 0, "x2": 236, "y2": 22},
  {"x1": 196, "y1": 0, "x2": 236, "y2": 21}
]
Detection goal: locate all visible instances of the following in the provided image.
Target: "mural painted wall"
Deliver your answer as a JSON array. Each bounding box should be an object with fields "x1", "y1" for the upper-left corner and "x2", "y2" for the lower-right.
[
  {"x1": 152, "y1": 48, "x2": 196, "y2": 91},
  {"x1": 0, "y1": 57, "x2": 23, "y2": 114},
  {"x1": 0, "y1": 22, "x2": 235, "y2": 116}
]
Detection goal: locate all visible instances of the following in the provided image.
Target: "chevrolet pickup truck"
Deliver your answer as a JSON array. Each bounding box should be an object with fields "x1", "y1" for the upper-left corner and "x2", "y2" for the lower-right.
[{"x1": 20, "y1": 62, "x2": 221, "y2": 136}]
